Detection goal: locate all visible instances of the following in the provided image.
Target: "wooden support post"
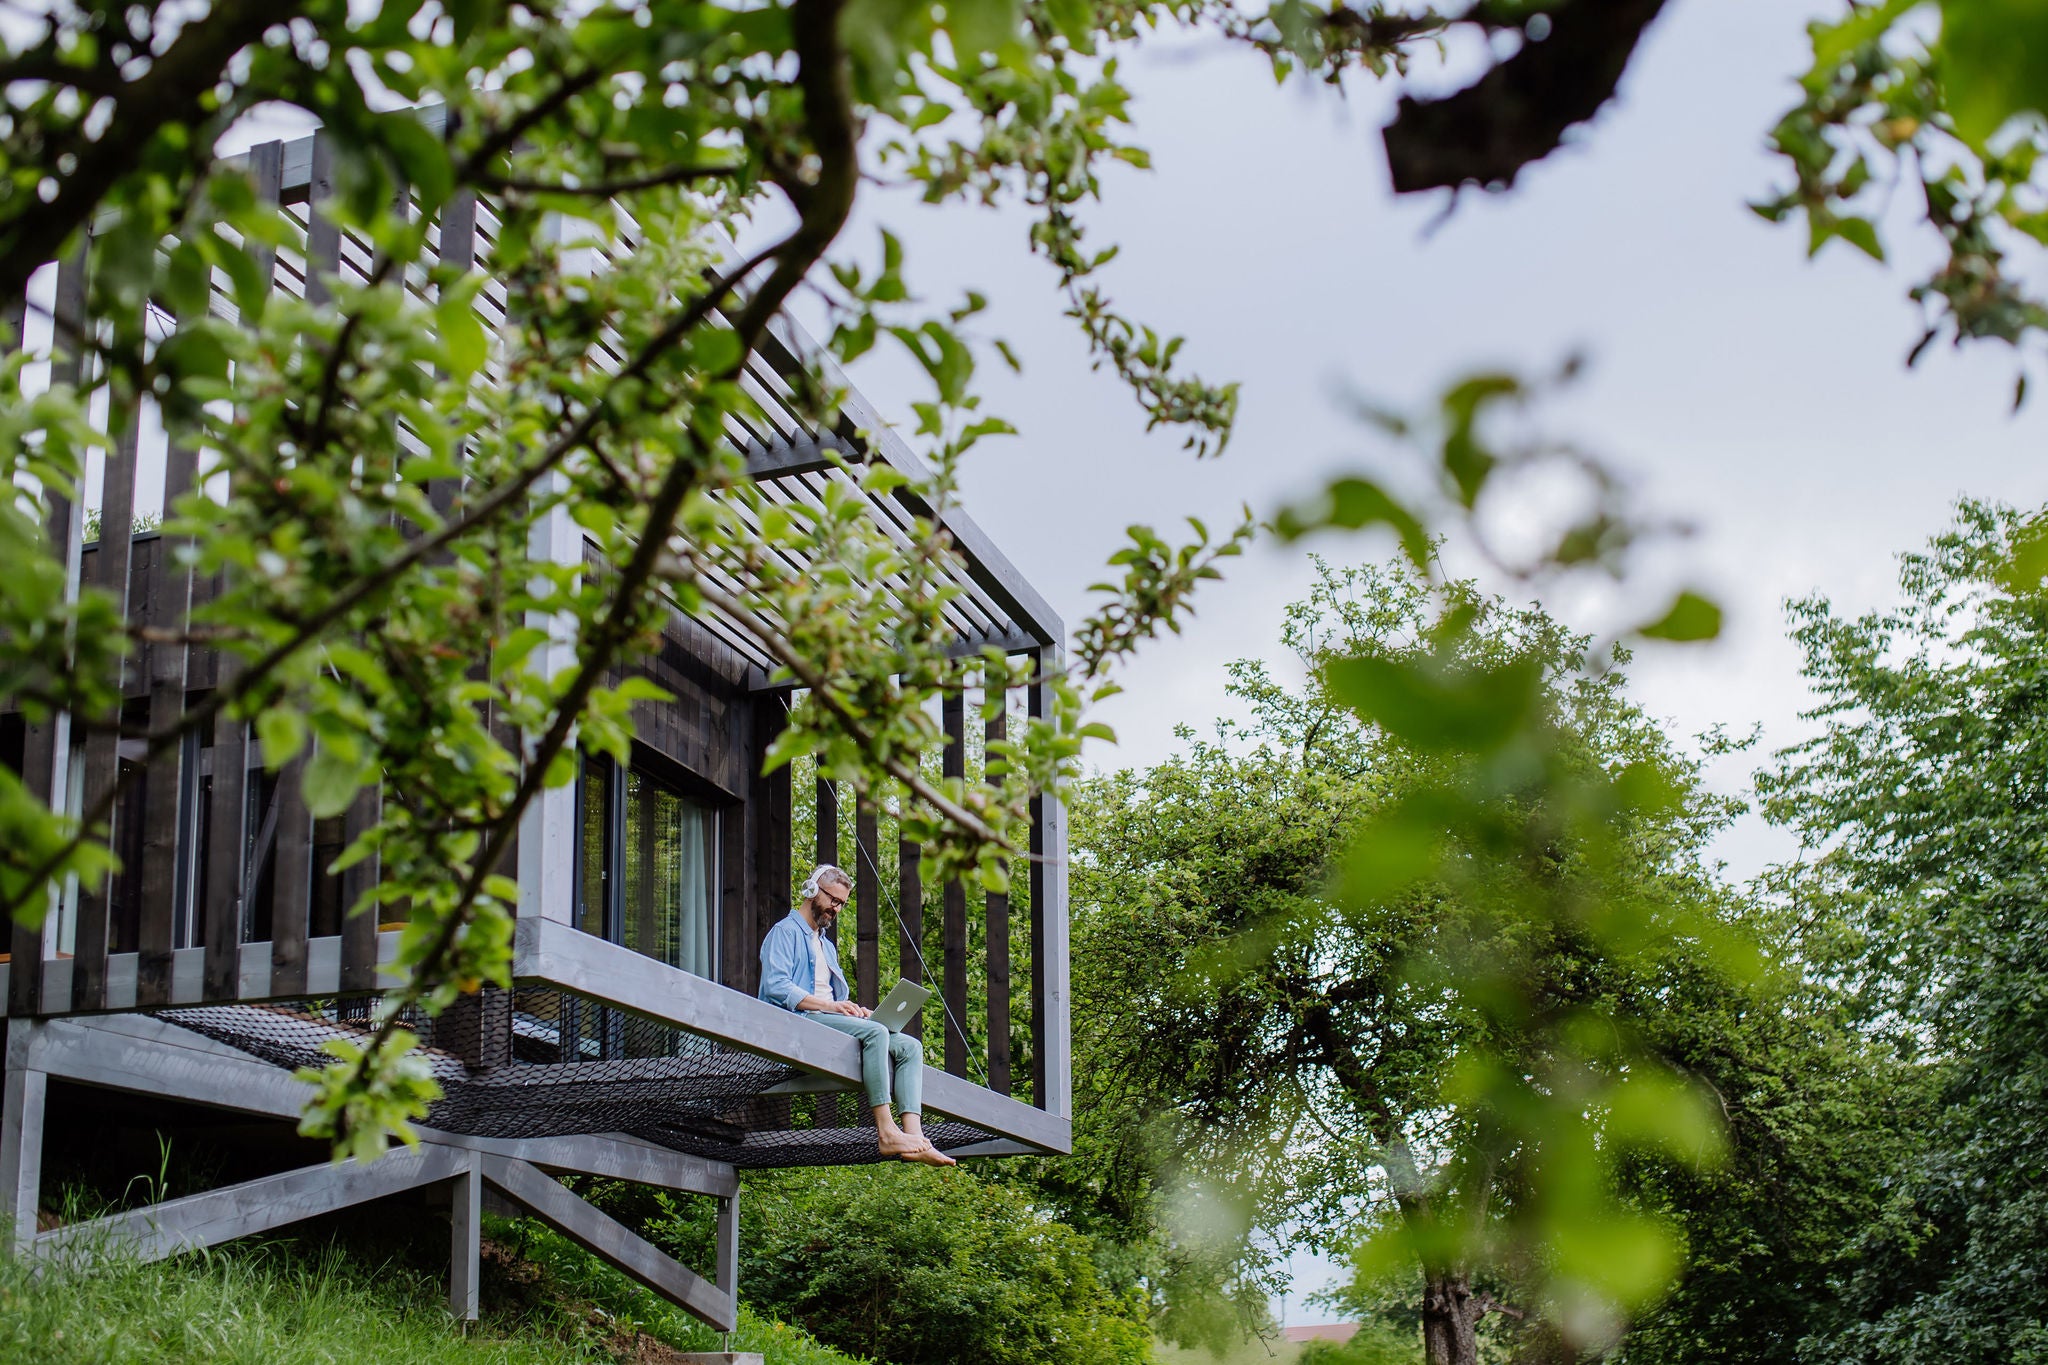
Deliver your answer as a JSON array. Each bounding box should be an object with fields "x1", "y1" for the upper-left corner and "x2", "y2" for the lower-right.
[
  {"x1": 941, "y1": 691, "x2": 968, "y2": 1078},
  {"x1": 1, "y1": 1023, "x2": 44, "y2": 1250},
  {"x1": 716, "y1": 1184, "x2": 741, "y2": 1300},
  {"x1": 1027, "y1": 648, "x2": 1071, "y2": 1117},
  {"x1": 854, "y1": 797, "x2": 879, "y2": 1007},
  {"x1": 985, "y1": 690, "x2": 1011, "y2": 1096},
  {"x1": 450, "y1": 1159, "x2": 482, "y2": 1321},
  {"x1": 898, "y1": 801, "x2": 922, "y2": 1041},
  {"x1": 72, "y1": 404, "x2": 146, "y2": 1013},
  {"x1": 11, "y1": 241, "x2": 89, "y2": 1015}
]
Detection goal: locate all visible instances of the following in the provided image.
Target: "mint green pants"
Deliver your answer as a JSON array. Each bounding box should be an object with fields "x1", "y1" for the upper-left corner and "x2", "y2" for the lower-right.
[{"x1": 812, "y1": 1012, "x2": 925, "y2": 1115}]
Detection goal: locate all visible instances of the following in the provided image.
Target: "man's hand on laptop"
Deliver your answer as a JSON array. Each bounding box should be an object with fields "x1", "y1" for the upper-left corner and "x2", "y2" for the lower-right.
[{"x1": 802, "y1": 997, "x2": 871, "y2": 1017}]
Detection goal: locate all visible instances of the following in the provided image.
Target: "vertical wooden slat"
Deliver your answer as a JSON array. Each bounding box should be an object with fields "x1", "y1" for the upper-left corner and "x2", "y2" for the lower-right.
[
  {"x1": 745, "y1": 693, "x2": 793, "y2": 997},
  {"x1": 898, "y1": 804, "x2": 922, "y2": 1042},
  {"x1": 72, "y1": 402, "x2": 146, "y2": 1013},
  {"x1": 266, "y1": 136, "x2": 332, "y2": 1000},
  {"x1": 303, "y1": 135, "x2": 340, "y2": 308},
  {"x1": 431, "y1": 189, "x2": 478, "y2": 528},
  {"x1": 203, "y1": 141, "x2": 282, "y2": 1002},
  {"x1": 813, "y1": 773, "x2": 841, "y2": 1123},
  {"x1": 137, "y1": 401, "x2": 201, "y2": 1006},
  {"x1": 941, "y1": 690, "x2": 968, "y2": 1079},
  {"x1": 854, "y1": 796, "x2": 879, "y2": 1008},
  {"x1": 338, "y1": 786, "x2": 381, "y2": 993},
  {"x1": 9, "y1": 244, "x2": 85, "y2": 1015},
  {"x1": 268, "y1": 753, "x2": 313, "y2": 995},
  {"x1": 815, "y1": 776, "x2": 837, "y2": 946},
  {"x1": 985, "y1": 689, "x2": 1011, "y2": 1096}
]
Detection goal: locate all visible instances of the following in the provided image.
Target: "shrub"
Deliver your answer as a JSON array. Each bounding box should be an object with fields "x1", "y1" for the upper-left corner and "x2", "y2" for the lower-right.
[{"x1": 652, "y1": 1164, "x2": 1153, "y2": 1365}]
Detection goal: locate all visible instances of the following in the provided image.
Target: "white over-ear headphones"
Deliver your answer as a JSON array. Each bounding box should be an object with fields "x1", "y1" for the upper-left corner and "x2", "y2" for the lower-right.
[{"x1": 800, "y1": 864, "x2": 850, "y2": 901}]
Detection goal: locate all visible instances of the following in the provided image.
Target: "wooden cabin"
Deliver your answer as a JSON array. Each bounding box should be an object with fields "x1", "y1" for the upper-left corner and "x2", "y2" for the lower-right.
[{"x1": 0, "y1": 127, "x2": 1070, "y2": 1330}]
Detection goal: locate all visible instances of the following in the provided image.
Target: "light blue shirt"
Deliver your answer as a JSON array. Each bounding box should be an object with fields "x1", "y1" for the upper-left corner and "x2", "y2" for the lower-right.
[{"x1": 758, "y1": 908, "x2": 847, "y2": 1012}]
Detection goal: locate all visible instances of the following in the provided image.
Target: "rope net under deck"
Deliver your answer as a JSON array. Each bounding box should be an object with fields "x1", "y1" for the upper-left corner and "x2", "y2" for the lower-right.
[{"x1": 157, "y1": 987, "x2": 992, "y2": 1168}]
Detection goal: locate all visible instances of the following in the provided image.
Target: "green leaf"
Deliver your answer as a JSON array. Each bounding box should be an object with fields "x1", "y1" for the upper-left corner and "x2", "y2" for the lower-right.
[
  {"x1": 1940, "y1": 0, "x2": 2048, "y2": 150},
  {"x1": 302, "y1": 748, "x2": 362, "y2": 820},
  {"x1": 437, "y1": 276, "x2": 488, "y2": 379},
  {"x1": 256, "y1": 708, "x2": 308, "y2": 769},
  {"x1": 1639, "y1": 590, "x2": 1723, "y2": 643},
  {"x1": 1323, "y1": 653, "x2": 1543, "y2": 754}
]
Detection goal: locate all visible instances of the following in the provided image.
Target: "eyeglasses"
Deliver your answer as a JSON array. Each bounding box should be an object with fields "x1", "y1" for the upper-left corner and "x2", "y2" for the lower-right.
[{"x1": 819, "y1": 888, "x2": 851, "y2": 911}]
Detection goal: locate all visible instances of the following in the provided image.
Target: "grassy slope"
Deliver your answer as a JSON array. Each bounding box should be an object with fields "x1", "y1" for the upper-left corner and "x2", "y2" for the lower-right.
[{"x1": 0, "y1": 1222, "x2": 869, "y2": 1365}]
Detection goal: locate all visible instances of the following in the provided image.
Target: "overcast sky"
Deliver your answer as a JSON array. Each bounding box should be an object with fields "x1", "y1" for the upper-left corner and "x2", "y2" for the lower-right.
[
  {"x1": 825, "y1": 0, "x2": 2048, "y2": 897},
  {"x1": 815, "y1": 0, "x2": 2048, "y2": 1317}
]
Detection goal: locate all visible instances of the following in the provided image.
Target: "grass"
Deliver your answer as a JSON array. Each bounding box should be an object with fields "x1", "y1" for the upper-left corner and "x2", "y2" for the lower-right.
[
  {"x1": 1155, "y1": 1336, "x2": 1307, "y2": 1365},
  {"x1": 0, "y1": 1217, "x2": 872, "y2": 1365}
]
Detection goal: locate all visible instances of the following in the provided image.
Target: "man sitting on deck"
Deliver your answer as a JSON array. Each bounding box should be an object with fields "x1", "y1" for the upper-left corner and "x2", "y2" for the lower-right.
[{"x1": 759, "y1": 864, "x2": 957, "y2": 1167}]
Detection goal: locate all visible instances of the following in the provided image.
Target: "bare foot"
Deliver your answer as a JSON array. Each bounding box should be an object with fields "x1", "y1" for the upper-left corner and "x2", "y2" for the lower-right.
[
  {"x1": 899, "y1": 1140, "x2": 956, "y2": 1167},
  {"x1": 877, "y1": 1132, "x2": 956, "y2": 1166}
]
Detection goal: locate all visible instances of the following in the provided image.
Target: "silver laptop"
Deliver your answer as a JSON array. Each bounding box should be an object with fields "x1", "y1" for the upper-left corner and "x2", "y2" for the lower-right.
[{"x1": 868, "y1": 979, "x2": 931, "y2": 1033}]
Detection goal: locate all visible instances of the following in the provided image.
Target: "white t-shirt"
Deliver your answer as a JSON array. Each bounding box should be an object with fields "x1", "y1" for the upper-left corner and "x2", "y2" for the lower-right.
[{"x1": 808, "y1": 927, "x2": 832, "y2": 1003}]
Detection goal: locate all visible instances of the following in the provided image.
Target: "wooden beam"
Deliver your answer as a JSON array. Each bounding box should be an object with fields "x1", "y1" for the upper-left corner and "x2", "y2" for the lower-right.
[
  {"x1": 853, "y1": 796, "x2": 879, "y2": 1008},
  {"x1": 11, "y1": 240, "x2": 88, "y2": 1016},
  {"x1": 3, "y1": 930, "x2": 406, "y2": 1019},
  {"x1": 480, "y1": 1153, "x2": 736, "y2": 1332},
  {"x1": 417, "y1": 1129, "x2": 738, "y2": 1199},
  {"x1": 35, "y1": 1147, "x2": 469, "y2": 1266},
  {"x1": 744, "y1": 433, "x2": 861, "y2": 481},
  {"x1": 755, "y1": 317, "x2": 1065, "y2": 648}
]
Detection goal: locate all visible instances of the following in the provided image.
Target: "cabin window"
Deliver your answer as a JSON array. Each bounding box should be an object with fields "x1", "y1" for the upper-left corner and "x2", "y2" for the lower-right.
[{"x1": 575, "y1": 751, "x2": 719, "y2": 980}]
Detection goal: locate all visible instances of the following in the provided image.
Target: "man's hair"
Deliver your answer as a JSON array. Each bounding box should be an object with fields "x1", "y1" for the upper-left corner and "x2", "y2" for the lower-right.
[{"x1": 799, "y1": 864, "x2": 852, "y2": 901}]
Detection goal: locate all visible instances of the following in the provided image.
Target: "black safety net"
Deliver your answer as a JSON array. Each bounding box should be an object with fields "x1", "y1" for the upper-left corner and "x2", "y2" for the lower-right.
[{"x1": 155, "y1": 987, "x2": 992, "y2": 1168}]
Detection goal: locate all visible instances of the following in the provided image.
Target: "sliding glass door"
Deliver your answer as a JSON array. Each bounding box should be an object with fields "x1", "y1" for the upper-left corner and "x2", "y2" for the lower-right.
[{"x1": 576, "y1": 752, "x2": 719, "y2": 979}]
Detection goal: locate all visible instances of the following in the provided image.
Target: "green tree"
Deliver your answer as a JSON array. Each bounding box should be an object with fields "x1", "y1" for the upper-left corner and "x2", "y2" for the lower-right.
[
  {"x1": 1753, "y1": 500, "x2": 2048, "y2": 1364},
  {"x1": 1054, "y1": 559, "x2": 1747, "y2": 1365}
]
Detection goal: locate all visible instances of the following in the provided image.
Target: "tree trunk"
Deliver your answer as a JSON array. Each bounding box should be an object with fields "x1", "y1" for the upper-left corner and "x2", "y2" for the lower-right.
[{"x1": 1422, "y1": 1270, "x2": 1483, "y2": 1365}]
